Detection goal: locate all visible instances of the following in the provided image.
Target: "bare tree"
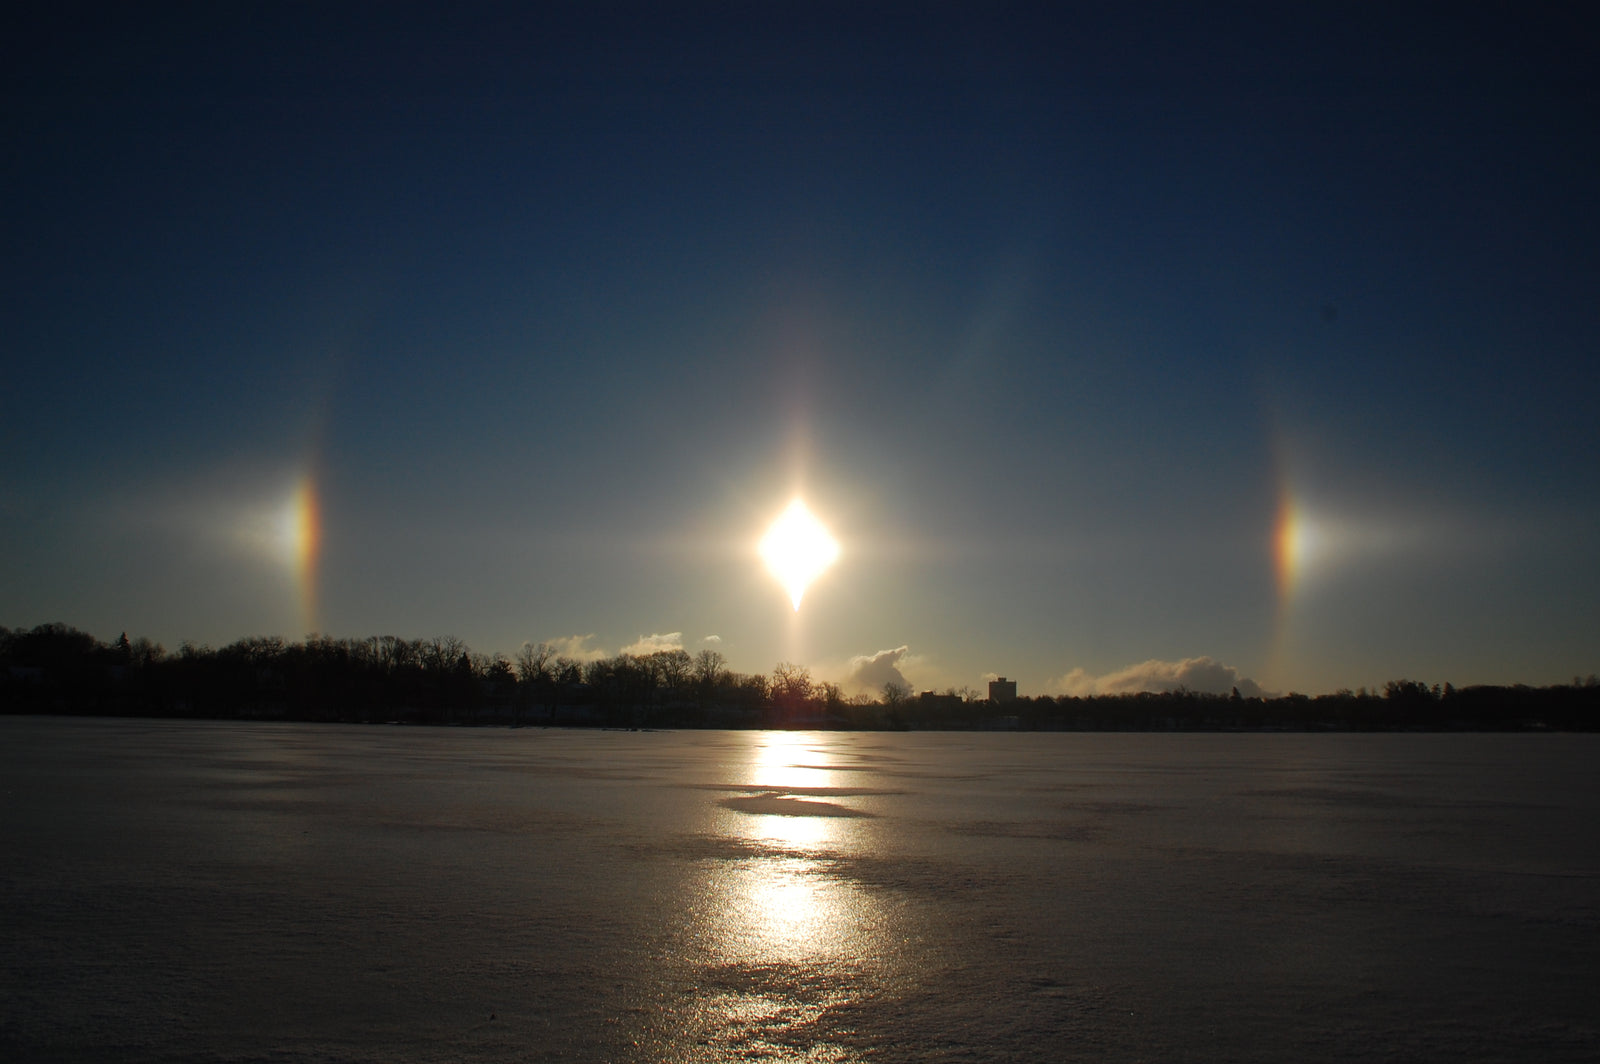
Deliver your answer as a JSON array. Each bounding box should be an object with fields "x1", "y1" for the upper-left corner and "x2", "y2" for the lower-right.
[
  {"x1": 693, "y1": 648, "x2": 727, "y2": 689},
  {"x1": 423, "y1": 635, "x2": 467, "y2": 675},
  {"x1": 772, "y1": 662, "x2": 814, "y2": 719},
  {"x1": 514, "y1": 642, "x2": 555, "y2": 685},
  {"x1": 652, "y1": 648, "x2": 693, "y2": 691},
  {"x1": 553, "y1": 656, "x2": 582, "y2": 686}
]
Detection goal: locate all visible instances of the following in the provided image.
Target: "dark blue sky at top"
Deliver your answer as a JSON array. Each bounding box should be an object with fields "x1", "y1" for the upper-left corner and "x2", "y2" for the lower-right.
[{"x1": 4, "y1": 3, "x2": 1597, "y2": 694}]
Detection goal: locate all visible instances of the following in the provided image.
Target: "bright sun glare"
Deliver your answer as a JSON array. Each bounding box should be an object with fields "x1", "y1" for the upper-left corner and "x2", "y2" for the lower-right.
[{"x1": 759, "y1": 499, "x2": 839, "y2": 611}]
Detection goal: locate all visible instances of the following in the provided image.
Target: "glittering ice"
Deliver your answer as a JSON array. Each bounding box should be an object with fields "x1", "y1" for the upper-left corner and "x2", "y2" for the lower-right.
[{"x1": 3, "y1": 719, "x2": 1597, "y2": 1063}]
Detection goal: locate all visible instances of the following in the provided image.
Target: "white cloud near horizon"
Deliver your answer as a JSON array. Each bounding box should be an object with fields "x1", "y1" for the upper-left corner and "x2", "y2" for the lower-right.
[
  {"x1": 702, "y1": 634, "x2": 722, "y2": 644},
  {"x1": 621, "y1": 631, "x2": 684, "y2": 656},
  {"x1": 844, "y1": 645, "x2": 912, "y2": 695},
  {"x1": 1053, "y1": 656, "x2": 1265, "y2": 698},
  {"x1": 545, "y1": 633, "x2": 609, "y2": 663}
]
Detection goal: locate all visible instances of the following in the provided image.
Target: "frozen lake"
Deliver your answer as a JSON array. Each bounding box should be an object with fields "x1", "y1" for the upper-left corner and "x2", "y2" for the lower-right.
[{"x1": 3, "y1": 717, "x2": 1597, "y2": 1062}]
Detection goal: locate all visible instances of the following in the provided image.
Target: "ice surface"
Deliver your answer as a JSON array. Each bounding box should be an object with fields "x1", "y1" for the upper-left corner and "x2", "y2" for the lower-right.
[{"x1": 2, "y1": 719, "x2": 1597, "y2": 1062}]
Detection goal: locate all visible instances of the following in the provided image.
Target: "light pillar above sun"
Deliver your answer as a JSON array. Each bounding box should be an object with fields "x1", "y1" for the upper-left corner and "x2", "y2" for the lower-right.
[{"x1": 759, "y1": 499, "x2": 839, "y2": 610}]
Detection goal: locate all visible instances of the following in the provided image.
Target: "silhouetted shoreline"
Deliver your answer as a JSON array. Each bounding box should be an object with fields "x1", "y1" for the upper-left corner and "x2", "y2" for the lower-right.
[{"x1": 5, "y1": 623, "x2": 1596, "y2": 732}]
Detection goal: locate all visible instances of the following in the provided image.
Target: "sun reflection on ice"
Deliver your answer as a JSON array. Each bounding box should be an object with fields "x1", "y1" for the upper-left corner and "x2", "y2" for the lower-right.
[
  {"x1": 713, "y1": 856, "x2": 845, "y2": 963},
  {"x1": 712, "y1": 733, "x2": 852, "y2": 958},
  {"x1": 750, "y1": 730, "x2": 834, "y2": 790},
  {"x1": 698, "y1": 733, "x2": 883, "y2": 977},
  {"x1": 665, "y1": 732, "x2": 919, "y2": 1059}
]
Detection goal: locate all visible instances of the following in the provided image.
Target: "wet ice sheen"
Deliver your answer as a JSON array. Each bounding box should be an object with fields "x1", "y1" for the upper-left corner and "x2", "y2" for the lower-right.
[{"x1": 2, "y1": 719, "x2": 1597, "y2": 1063}]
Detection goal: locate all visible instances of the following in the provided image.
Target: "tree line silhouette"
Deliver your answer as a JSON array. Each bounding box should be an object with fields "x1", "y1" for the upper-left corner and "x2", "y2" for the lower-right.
[{"x1": 2, "y1": 622, "x2": 1596, "y2": 731}]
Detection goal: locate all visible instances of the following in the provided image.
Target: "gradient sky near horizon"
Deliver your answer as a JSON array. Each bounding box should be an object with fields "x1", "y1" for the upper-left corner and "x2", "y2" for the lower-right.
[{"x1": 4, "y1": 3, "x2": 1597, "y2": 697}]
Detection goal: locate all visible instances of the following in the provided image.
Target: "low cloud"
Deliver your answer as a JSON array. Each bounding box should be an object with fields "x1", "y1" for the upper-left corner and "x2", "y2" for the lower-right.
[
  {"x1": 1052, "y1": 656, "x2": 1264, "y2": 698},
  {"x1": 621, "y1": 631, "x2": 683, "y2": 656},
  {"x1": 702, "y1": 634, "x2": 722, "y2": 644},
  {"x1": 844, "y1": 645, "x2": 911, "y2": 695},
  {"x1": 546, "y1": 634, "x2": 608, "y2": 664}
]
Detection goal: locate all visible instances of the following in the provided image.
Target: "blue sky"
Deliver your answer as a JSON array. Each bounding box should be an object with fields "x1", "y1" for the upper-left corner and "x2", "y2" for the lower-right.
[{"x1": 4, "y1": 3, "x2": 1597, "y2": 696}]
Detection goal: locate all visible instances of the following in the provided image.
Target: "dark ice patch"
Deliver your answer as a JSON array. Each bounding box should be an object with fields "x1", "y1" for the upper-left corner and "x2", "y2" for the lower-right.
[
  {"x1": 696, "y1": 784, "x2": 898, "y2": 797},
  {"x1": 719, "y1": 793, "x2": 875, "y2": 818}
]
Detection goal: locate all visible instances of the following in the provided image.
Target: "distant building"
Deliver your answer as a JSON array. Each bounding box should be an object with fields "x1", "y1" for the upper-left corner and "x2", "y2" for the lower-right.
[
  {"x1": 988, "y1": 676, "x2": 1016, "y2": 703},
  {"x1": 917, "y1": 690, "x2": 965, "y2": 716}
]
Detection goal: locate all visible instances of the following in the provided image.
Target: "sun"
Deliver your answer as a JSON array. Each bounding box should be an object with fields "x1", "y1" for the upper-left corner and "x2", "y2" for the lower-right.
[{"x1": 759, "y1": 499, "x2": 839, "y2": 611}]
